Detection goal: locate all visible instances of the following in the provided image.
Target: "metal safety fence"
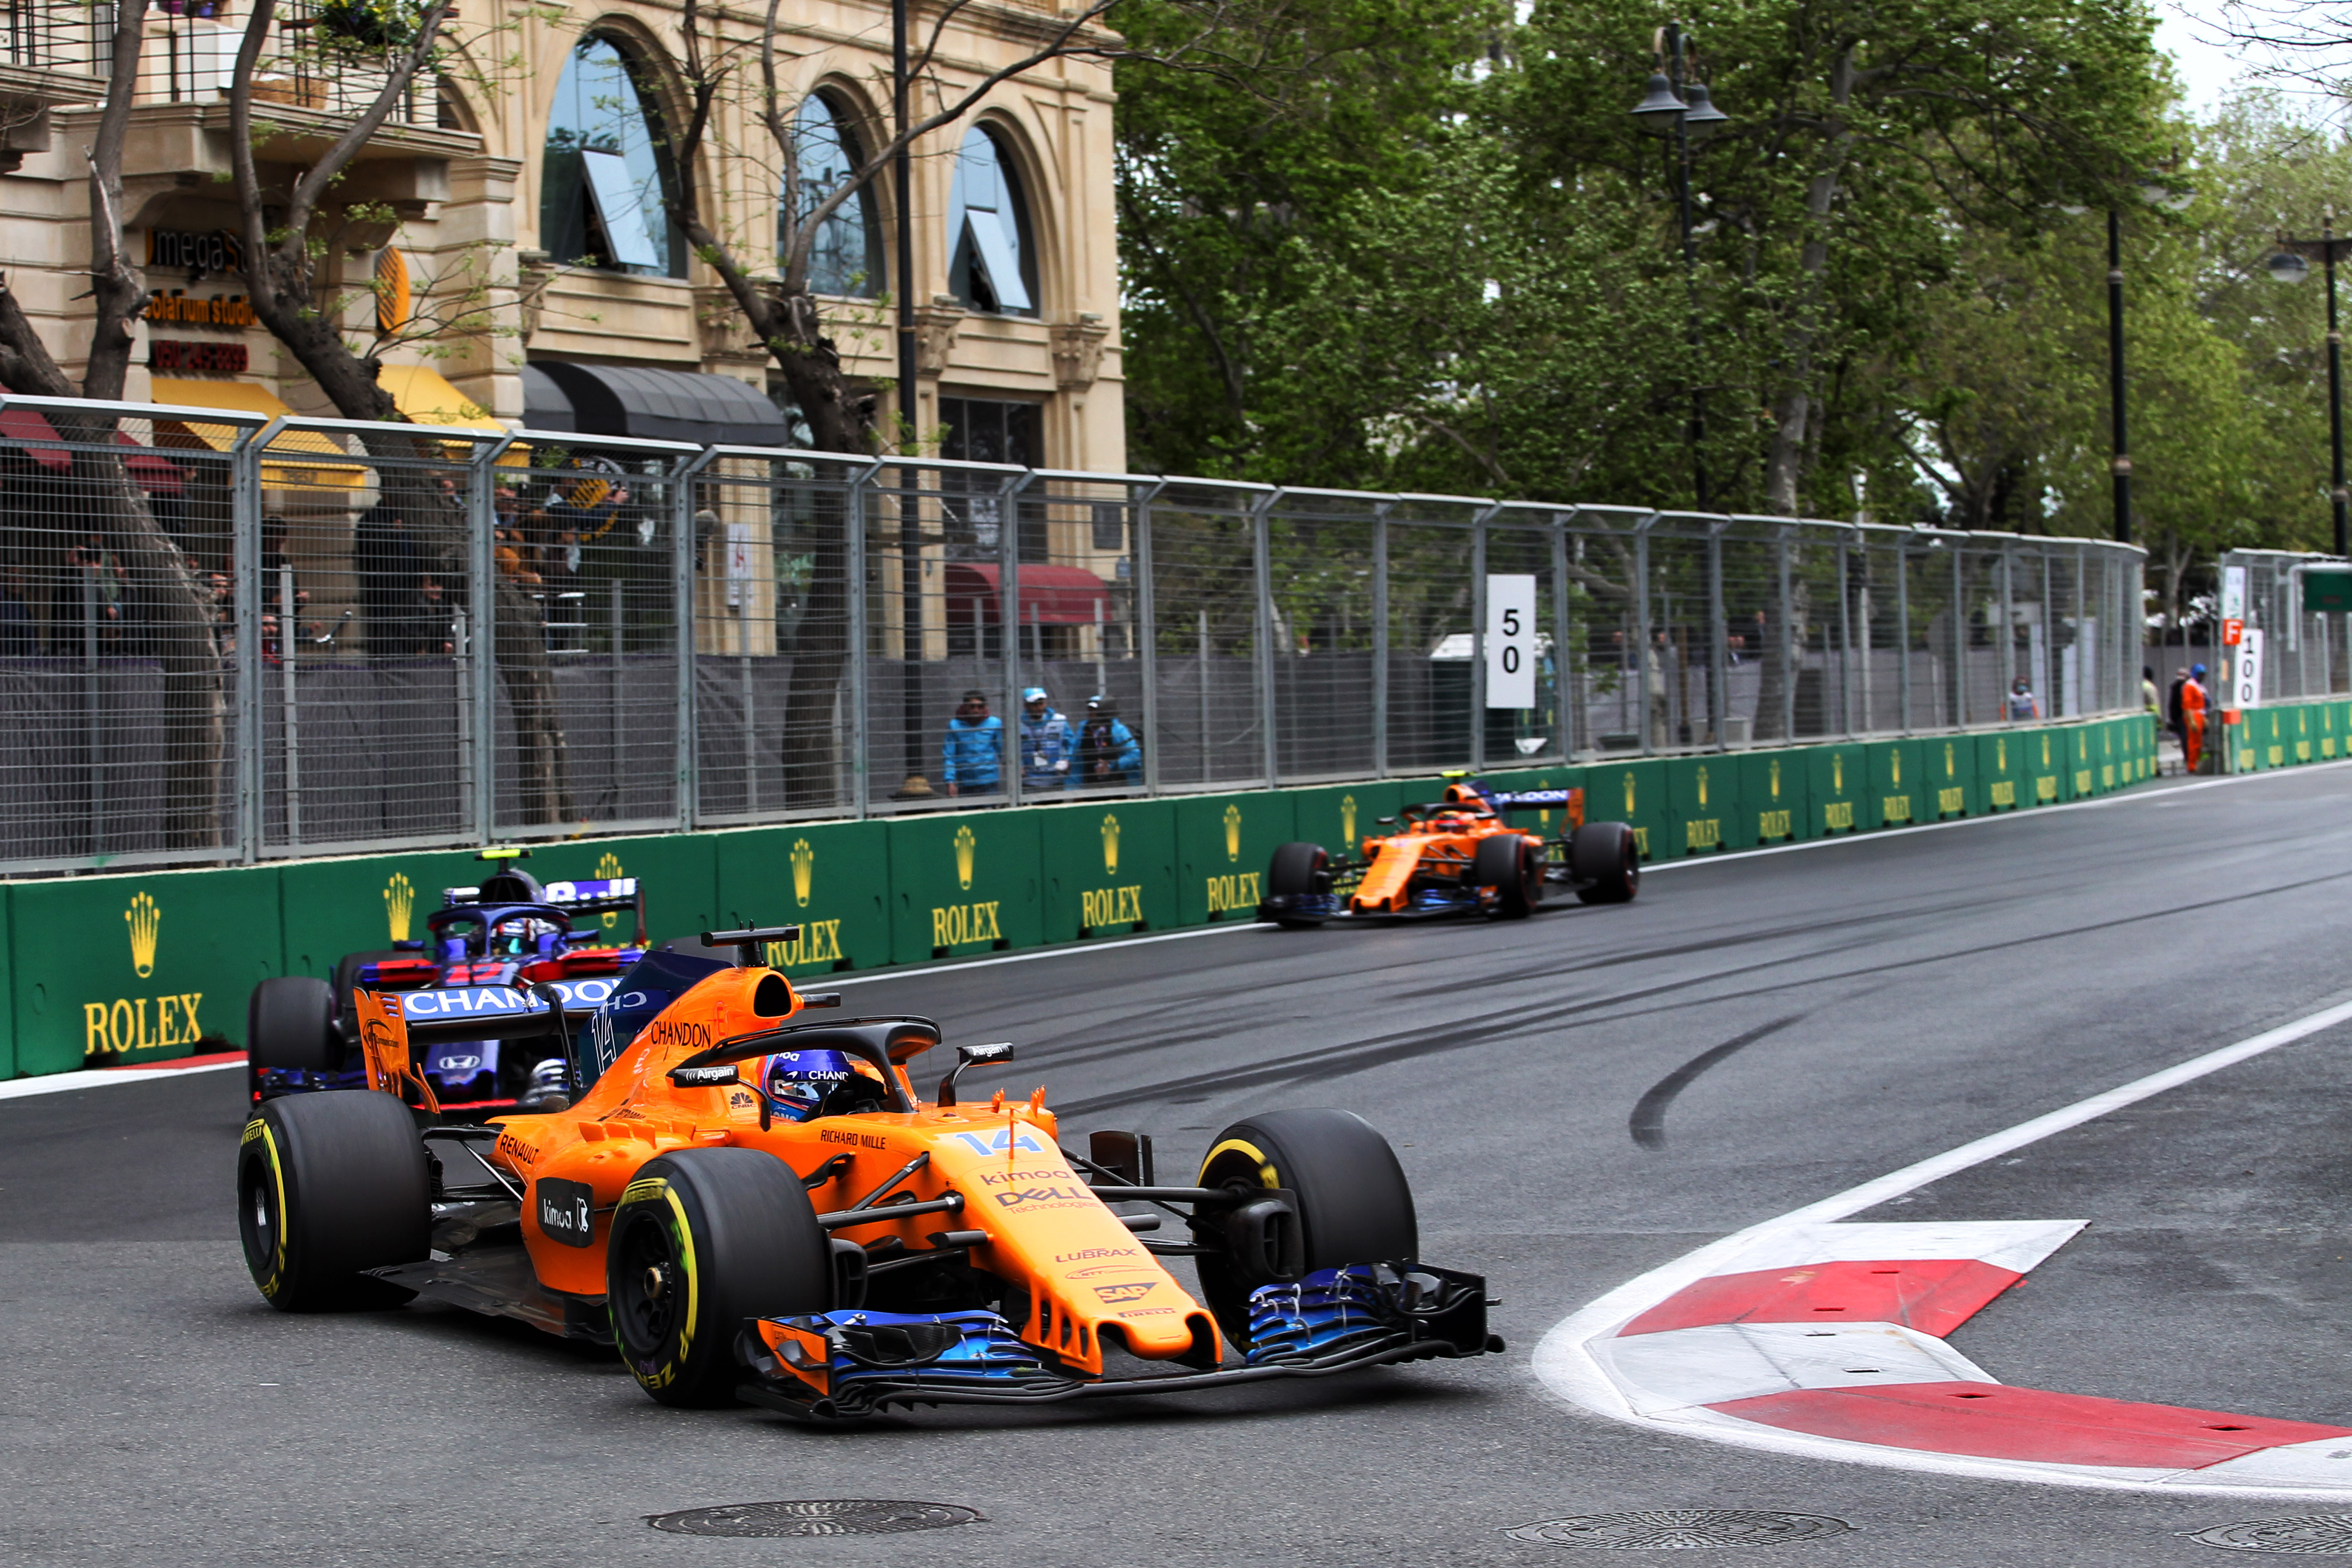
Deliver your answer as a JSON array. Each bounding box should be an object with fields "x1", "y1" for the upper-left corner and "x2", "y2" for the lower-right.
[
  {"x1": 0, "y1": 393, "x2": 2149, "y2": 874},
  {"x1": 2216, "y1": 549, "x2": 2352, "y2": 706}
]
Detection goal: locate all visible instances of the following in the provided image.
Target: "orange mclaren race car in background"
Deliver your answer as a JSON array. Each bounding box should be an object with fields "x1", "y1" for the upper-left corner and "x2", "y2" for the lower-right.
[
  {"x1": 237, "y1": 928, "x2": 1498, "y2": 1417},
  {"x1": 1257, "y1": 775, "x2": 1640, "y2": 927}
]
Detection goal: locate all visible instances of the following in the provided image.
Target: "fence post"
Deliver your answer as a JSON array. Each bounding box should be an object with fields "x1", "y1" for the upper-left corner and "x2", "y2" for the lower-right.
[
  {"x1": 1372, "y1": 501, "x2": 1391, "y2": 778},
  {"x1": 1836, "y1": 534, "x2": 1853, "y2": 737},
  {"x1": 1897, "y1": 540, "x2": 1914, "y2": 735},
  {"x1": 1776, "y1": 524, "x2": 1794, "y2": 742},
  {"x1": 1253, "y1": 490, "x2": 1278, "y2": 787},
  {"x1": 279, "y1": 563, "x2": 300, "y2": 851},
  {"x1": 1552, "y1": 508, "x2": 1571, "y2": 760},
  {"x1": 1999, "y1": 543, "x2": 2015, "y2": 706},
  {"x1": 1951, "y1": 542, "x2": 1966, "y2": 728},
  {"x1": 1707, "y1": 516, "x2": 1728, "y2": 749},
  {"x1": 1003, "y1": 470, "x2": 1040, "y2": 808},
  {"x1": 1135, "y1": 487, "x2": 1158, "y2": 796},
  {"x1": 675, "y1": 450, "x2": 718, "y2": 831},
  {"x1": 847, "y1": 459, "x2": 873, "y2": 819},
  {"x1": 1635, "y1": 512, "x2": 1657, "y2": 756},
  {"x1": 231, "y1": 422, "x2": 262, "y2": 863},
  {"x1": 1470, "y1": 505, "x2": 1488, "y2": 772}
]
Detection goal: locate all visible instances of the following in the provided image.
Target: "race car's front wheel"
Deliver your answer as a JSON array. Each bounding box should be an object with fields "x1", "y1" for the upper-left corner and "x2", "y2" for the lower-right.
[
  {"x1": 606, "y1": 1149, "x2": 832, "y2": 1408},
  {"x1": 238, "y1": 1090, "x2": 430, "y2": 1311},
  {"x1": 1193, "y1": 1109, "x2": 1419, "y2": 1351},
  {"x1": 1266, "y1": 841, "x2": 1329, "y2": 929},
  {"x1": 1472, "y1": 834, "x2": 1542, "y2": 918},
  {"x1": 1570, "y1": 821, "x2": 1641, "y2": 904}
]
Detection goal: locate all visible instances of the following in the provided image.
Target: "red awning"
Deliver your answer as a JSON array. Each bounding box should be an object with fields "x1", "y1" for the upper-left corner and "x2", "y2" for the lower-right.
[
  {"x1": 943, "y1": 562, "x2": 1112, "y2": 626},
  {"x1": 0, "y1": 408, "x2": 186, "y2": 494}
]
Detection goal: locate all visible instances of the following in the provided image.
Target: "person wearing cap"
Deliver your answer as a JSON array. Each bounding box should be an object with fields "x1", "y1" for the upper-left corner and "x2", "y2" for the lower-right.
[
  {"x1": 2182, "y1": 662, "x2": 2209, "y2": 772},
  {"x1": 941, "y1": 689, "x2": 1002, "y2": 798},
  {"x1": 1019, "y1": 686, "x2": 1076, "y2": 792},
  {"x1": 1079, "y1": 695, "x2": 1142, "y2": 786}
]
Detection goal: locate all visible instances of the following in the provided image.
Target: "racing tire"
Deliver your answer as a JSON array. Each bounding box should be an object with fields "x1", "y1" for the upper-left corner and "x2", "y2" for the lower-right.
[
  {"x1": 248, "y1": 975, "x2": 340, "y2": 1075},
  {"x1": 1266, "y1": 841, "x2": 1329, "y2": 930},
  {"x1": 1570, "y1": 821, "x2": 1641, "y2": 905},
  {"x1": 1472, "y1": 834, "x2": 1541, "y2": 919},
  {"x1": 332, "y1": 949, "x2": 410, "y2": 1035},
  {"x1": 238, "y1": 1090, "x2": 430, "y2": 1311},
  {"x1": 606, "y1": 1149, "x2": 832, "y2": 1408},
  {"x1": 1194, "y1": 1108, "x2": 1418, "y2": 1351}
]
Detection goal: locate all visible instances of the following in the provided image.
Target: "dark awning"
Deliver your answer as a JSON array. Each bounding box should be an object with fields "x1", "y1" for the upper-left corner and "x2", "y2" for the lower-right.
[
  {"x1": 0, "y1": 409, "x2": 186, "y2": 494},
  {"x1": 525, "y1": 362, "x2": 788, "y2": 447},
  {"x1": 519, "y1": 364, "x2": 576, "y2": 433},
  {"x1": 943, "y1": 562, "x2": 1113, "y2": 626}
]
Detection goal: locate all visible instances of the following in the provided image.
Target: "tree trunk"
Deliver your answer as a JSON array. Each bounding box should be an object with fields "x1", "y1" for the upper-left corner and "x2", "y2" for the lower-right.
[{"x1": 1764, "y1": 49, "x2": 1858, "y2": 516}]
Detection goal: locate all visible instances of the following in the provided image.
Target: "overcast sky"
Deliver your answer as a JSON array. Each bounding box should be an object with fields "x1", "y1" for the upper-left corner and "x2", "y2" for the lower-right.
[{"x1": 2152, "y1": 0, "x2": 2331, "y2": 114}]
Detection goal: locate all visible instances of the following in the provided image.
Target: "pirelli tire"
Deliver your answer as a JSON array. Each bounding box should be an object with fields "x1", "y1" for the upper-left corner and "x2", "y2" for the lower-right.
[
  {"x1": 606, "y1": 1149, "x2": 833, "y2": 1408},
  {"x1": 247, "y1": 974, "x2": 341, "y2": 1104},
  {"x1": 1193, "y1": 1109, "x2": 1419, "y2": 1348},
  {"x1": 1471, "y1": 833, "x2": 1542, "y2": 918},
  {"x1": 238, "y1": 1090, "x2": 430, "y2": 1311},
  {"x1": 1265, "y1": 841, "x2": 1329, "y2": 929},
  {"x1": 1570, "y1": 821, "x2": 1641, "y2": 905}
]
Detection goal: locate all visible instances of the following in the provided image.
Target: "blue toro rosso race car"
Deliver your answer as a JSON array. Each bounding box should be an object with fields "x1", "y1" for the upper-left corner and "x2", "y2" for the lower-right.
[{"x1": 245, "y1": 851, "x2": 648, "y2": 1117}]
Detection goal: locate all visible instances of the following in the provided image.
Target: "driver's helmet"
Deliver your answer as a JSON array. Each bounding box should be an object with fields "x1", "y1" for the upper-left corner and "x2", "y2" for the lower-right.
[
  {"x1": 760, "y1": 1049, "x2": 888, "y2": 1122},
  {"x1": 1441, "y1": 782, "x2": 1495, "y2": 815},
  {"x1": 489, "y1": 916, "x2": 562, "y2": 957}
]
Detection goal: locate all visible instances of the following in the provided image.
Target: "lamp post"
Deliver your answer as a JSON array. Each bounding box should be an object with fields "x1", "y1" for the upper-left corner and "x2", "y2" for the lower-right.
[
  {"x1": 2107, "y1": 208, "x2": 2131, "y2": 545},
  {"x1": 2267, "y1": 212, "x2": 2352, "y2": 558},
  {"x1": 1631, "y1": 24, "x2": 1728, "y2": 512}
]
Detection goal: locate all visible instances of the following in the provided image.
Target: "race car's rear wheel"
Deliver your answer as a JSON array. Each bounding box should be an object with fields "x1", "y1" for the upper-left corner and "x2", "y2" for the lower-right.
[
  {"x1": 332, "y1": 949, "x2": 410, "y2": 1037},
  {"x1": 606, "y1": 1149, "x2": 832, "y2": 1408},
  {"x1": 249, "y1": 975, "x2": 340, "y2": 1074},
  {"x1": 238, "y1": 1090, "x2": 430, "y2": 1311},
  {"x1": 1570, "y1": 821, "x2": 1641, "y2": 905},
  {"x1": 1192, "y1": 1109, "x2": 1419, "y2": 1351},
  {"x1": 1472, "y1": 834, "x2": 1542, "y2": 918},
  {"x1": 1266, "y1": 841, "x2": 1329, "y2": 929}
]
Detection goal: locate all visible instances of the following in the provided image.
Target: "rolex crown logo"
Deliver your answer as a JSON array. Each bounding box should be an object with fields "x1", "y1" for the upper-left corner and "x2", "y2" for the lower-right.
[
  {"x1": 1770, "y1": 759, "x2": 1782, "y2": 798},
  {"x1": 954, "y1": 824, "x2": 977, "y2": 891},
  {"x1": 597, "y1": 852, "x2": 625, "y2": 927},
  {"x1": 1341, "y1": 794, "x2": 1357, "y2": 844},
  {"x1": 791, "y1": 839, "x2": 815, "y2": 907},
  {"x1": 1945, "y1": 741, "x2": 1956, "y2": 776},
  {"x1": 384, "y1": 873, "x2": 415, "y2": 943},
  {"x1": 1697, "y1": 766, "x2": 1709, "y2": 808},
  {"x1": 1834, "y1": 755, "x2": 1844, "y2": 791},
  {"x1": 1892, "y1": 750, "x2": 1902, "y2": 785},
  {"x1": 1623, "y1": 774, "x2": 1636, "y2": 815},
  {"x1": 1223, "y1": 803, "x2": 1242, "y2": 862},
  {"x1": 1102, "y1": 814, "x2": 1121, "y2": 876},
  {"x1": 125, "y1": 891, "x2": 160, "y2": 980},
  {"x1": 1998, "y1": 738, "x2": 2008, "y2": 769}
]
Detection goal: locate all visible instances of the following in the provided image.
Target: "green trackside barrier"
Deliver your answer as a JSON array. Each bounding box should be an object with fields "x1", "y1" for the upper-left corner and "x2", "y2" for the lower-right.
[
  {"x1": 1293, "y1": 781, "x2": 1410, "y2": 859},
  {"x1": 1808, "y1": 744, "x2": 1865, "y2": 835},
  {"x1": 1173, "y1": 791, "x2": 1298, "y2": 925},
  {"x1": 1587, "y1": 759, "x2": 1669, "y2": 860},
  {"x1": 2023, "y1": 728, "x2": 2063, "y2": 805},
  {"x1": 1977, "y1": 730, "x2": 2021, "y2": 811},
  {"x1": 1039, "y1": 799, "x2": 1179, "y2": 943},
  {"x1": 1928, "y1": 735, "x2": 1976, "y2": 819},
  {"x1": 1866, "y1": 739, "x2": 1924, "y2": 829},
  {"x1": 2266, "y1": 707, "x2": 2290, "y2": 770},
  {"x1": 10, "y1": 863, "x2": 280, "y2": 1075},
  {"x1": 1740, "y1": 750, "x2": 1806, "y2": 844},
  {"x1": 1666, "y1": 756, "x2": 1740, "y2": 854},
  {"x1": 713, "y1": 822, "x2": 889, "y2": 977},
  {"x1": 888, "y1": 809, "x2": 1044, "y2": 964},
  {"x1": 0, "y1": 889, "x2": 12, "y2": 1078}
]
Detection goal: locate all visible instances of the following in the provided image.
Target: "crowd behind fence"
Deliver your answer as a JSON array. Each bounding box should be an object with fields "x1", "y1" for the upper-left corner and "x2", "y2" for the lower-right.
[{"x1": 0, "y1": 393, "x2": 2154, "y2": 875}]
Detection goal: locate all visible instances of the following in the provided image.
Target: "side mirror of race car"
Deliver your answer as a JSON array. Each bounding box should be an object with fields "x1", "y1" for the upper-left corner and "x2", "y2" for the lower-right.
[
  {"x1": 669, "y1": 1062, "x2": 740, "y2": 1087},
  {"x1": 937, "y1": 1040, "x2": 1015, "y2": 1109}
]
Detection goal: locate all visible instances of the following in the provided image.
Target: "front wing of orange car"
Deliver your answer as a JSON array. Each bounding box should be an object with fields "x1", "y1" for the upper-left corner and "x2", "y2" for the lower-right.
[{"x1": 736, "y1": 1262, "x2": 1501, "y2": 1419}]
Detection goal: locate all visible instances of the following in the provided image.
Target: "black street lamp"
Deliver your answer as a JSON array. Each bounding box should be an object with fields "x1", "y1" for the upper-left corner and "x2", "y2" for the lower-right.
[
  {"x1": 2101, "y1": 174, "x2": 2192, "y2": 548},
  {"x1": 1631, "y1": 23, "x2": 1728, "y2": 512},
  {"x1": 2267, "y1": 211, "x2": 2352, "y2": 558}
]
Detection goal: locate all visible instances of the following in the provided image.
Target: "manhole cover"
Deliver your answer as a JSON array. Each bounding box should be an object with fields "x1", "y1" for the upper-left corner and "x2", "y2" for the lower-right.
[
  {"x1": 645, "y1": 1500, "x2": 982, "y2": 1537},
  {"x1": 1507, "y1": 1510, "x2": 1853, "y2": 1550},
  {"x1": 2192, "y1": 1517, "x2": 2352, "y2": 1554}
]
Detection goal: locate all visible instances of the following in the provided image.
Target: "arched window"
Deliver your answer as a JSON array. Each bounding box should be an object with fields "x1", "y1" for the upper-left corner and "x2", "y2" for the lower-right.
[
  {"x1": 785, "y1": 94, "x2": 883, "y2": 298},
  {"x1": 947, "y1": 126, "x2": 1035, "y2": 315},
  {"x1": 541, "y1": 35, "x2": 683, "y2": 279}
]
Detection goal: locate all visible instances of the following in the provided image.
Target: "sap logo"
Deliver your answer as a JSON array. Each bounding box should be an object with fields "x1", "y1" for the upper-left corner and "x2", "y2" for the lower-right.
[
  {"x1": 1055, "y1": 1247, "x2": 1139, "y2": 1263},
  {"x1": 931, "y1": 901, "x2": 1002, "y2": 949},
  {"x1": 1204, "y1": 872, "x2": 1260, "y2": 914},
  {"x1": 81, "y1": 993, "x2": 203, "y2": 1058},
  {"x1": 1080, "y1": 886, "x2": 1145, "y2": 928},
  {"x1": 948, "y1": 1127, "x2": 1052, "y2": 1158},
  {"x1": 1093, "y1": 1283, "x2": 1155, "y2": 1304}
]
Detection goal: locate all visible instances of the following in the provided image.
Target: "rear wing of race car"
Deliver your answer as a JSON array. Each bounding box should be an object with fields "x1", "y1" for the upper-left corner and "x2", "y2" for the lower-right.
[
  {"x1": 352, "y1": 979, "x2": 612, "y2": 1114},
  {"x1": 1489, "y1": 787, "x2": 1586, "y2": 829},
  {"x1": 439, "y1": 876, "x2": 647, "y2": 946}
]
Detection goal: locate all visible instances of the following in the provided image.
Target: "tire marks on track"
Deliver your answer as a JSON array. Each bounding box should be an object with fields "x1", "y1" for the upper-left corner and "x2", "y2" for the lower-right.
[{"x1": 1629, "y1": 1015, "x2": 1807, "y2": 1150}]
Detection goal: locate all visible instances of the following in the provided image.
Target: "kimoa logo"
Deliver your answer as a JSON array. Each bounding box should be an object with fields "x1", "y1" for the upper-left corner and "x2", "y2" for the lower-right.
[
  {"x1": 1101, "y1": 814, "x2": 1120, "y2": 876},
  {"x1": 383, "y1": 873, "x2": 415, "y2": 942},
  {"x1": 1341, "y1": 794, "x2": 1357, "y2": 843},
  {"x1": 126, "y1": 892, "x2": 160, "y2": 980},
  {"x1": 791, "y1": 839, "x2": 815, "y2": 907},
  {"x1": 954, "y1": 824, "x2": 977, "y2": 891},
  {"x1": 1223, "y1": 803, "x2": 1242, "y2": 861},
  {"x1": 595, "y1": 852, "x2": 625, "y2": 927}
]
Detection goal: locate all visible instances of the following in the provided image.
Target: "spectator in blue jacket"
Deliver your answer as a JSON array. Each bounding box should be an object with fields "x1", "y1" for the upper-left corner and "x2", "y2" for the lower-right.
[
  {"x1": 1079, "y1": 695, "x2": 1142, "y2": 786},
  {"x1": 1020, "y1": 686, "x2": 1076, "y2": 791},
  {"x1": 941, "y1": 689, "x2": 1002, "y2": 797}
]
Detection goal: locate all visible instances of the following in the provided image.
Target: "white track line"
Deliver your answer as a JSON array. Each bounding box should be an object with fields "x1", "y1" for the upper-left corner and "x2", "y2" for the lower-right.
[
  {"x1": 1533, "y1": 992, "x2": 2352, "y2": 1494},
  {"x1": 0, "y1": 1056, "x2": 246, "y2": 1102}
]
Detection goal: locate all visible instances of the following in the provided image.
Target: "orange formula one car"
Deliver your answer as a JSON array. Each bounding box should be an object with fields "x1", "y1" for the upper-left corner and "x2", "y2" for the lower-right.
[
  {"x1": 1257, "y1": 776, "x2": 1640, "y2": 927},
  {"x1": 237, "y1": 928, "x2": 1498, "y2": 1417}
]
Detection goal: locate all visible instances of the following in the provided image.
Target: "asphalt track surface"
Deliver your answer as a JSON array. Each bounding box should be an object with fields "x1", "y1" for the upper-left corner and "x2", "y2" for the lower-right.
[{"x1": 10, "y1": 766, "x2": 2352, "y2": 1565}]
